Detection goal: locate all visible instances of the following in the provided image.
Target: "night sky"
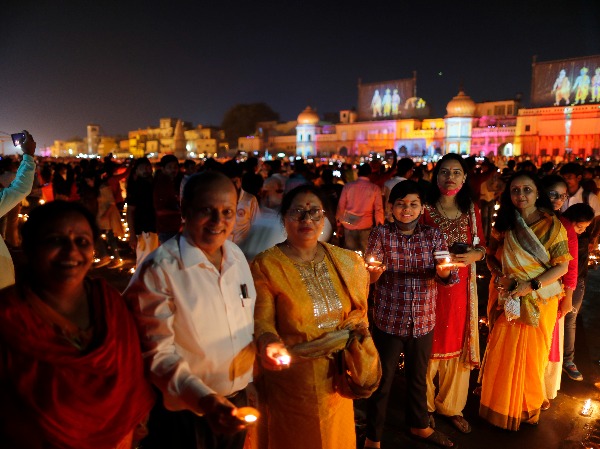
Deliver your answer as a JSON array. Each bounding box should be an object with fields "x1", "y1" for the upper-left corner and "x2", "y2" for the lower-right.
[{"x1": 1, "y1": 0, "x2": 599, "y2": 152}]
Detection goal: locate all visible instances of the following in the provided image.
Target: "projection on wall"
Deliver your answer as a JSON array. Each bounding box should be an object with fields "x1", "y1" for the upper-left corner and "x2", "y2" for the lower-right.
[
  {"x1": 357, "y1": 78, "x2": 425, "y2": 121},
  {"x1": 531, "y1": 55, "x2": 600, "y2": 107}
]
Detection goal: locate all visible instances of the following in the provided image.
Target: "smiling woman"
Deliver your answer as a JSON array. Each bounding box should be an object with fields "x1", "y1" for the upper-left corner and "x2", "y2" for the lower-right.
[
  {"x1": 480, "y1": 172, "x2": 572, "y2": 430},
  {"x1": 251, "y1": 184, "x2": 375, "y2": 449},
  {"x1": 0, "y1": 201, "x2": 155, "y2": 448}
]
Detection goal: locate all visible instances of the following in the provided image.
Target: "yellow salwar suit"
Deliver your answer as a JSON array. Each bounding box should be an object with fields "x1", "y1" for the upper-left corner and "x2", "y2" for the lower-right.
[
  {"x1": 479, "y1": 212, "x2": 571, "y2": 430},
  {"x1": 251, "y1": 243, "x2": 369, "y2": 449}
]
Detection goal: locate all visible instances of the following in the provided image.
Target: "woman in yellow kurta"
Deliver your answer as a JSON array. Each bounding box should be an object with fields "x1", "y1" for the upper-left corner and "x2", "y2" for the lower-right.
[
  {"x1": 251, "y1": 184, "x2": 372, "y2": 449},
  {"x1": 479, "y1": 172, "x2": 571, "y2": 430}
]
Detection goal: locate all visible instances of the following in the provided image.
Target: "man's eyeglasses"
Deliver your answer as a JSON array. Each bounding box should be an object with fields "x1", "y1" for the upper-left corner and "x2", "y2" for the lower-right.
[
  {"x1": 288, "y1": 208, "x2": 325, "y2": 221},
  {"x1": 547, "y1": 191, "x2": 569, "y2": 201}
]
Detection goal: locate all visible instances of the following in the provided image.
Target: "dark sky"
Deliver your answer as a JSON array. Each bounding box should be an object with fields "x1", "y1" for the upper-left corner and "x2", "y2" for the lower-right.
[{"x1": 1, "y1": 0, "x2": 599, "y2": 151}]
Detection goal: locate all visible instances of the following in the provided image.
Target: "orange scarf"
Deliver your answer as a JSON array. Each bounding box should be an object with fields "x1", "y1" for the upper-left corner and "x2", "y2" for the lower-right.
[{"x1": 0, "y1": 278, "x2": 155, "y2": 449}]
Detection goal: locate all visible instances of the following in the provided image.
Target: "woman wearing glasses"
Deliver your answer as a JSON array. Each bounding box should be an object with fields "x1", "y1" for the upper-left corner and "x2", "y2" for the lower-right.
[
  {"x1": 251, "y1": 184, "x2": 374, "y2": 449},
  {"x1": 479, "y1": 172, "x2": 571, "y2": 430},
  {"x1": 540, "y1": 175, "x2": 593, "y2": 407}
]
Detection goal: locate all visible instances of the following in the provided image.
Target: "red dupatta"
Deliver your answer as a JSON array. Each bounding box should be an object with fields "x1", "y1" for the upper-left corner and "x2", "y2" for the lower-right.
[{"x1": 0, "y1": 278, "x2": 155, "y2": 449}]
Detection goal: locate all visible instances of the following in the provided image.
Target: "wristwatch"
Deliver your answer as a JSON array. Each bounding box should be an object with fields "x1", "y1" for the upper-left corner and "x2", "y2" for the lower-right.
[{"x1": 530, "y1": 278, "x2": 542, "y2": 291}]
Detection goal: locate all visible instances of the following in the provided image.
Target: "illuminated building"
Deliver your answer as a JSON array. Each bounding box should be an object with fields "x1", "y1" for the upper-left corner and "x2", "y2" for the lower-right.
[
  {"x1": 87, "y1": 124, "x2": 100, "y2": 154},
  {"x1": 239, "y1": 92, "x2": 519, "y2": 160},
  {"x1": 123, "y1": 118, "x2": 227, "y2": 159},
  {"x1": 514, "y1": 105, "x2": 600, "y2": 161},
  {"x1": 444, "y1": 90, "x2": 476, "y2": 155},
  {"x1": 296, "y1": 106, "x2": 319, "y2": 158}
]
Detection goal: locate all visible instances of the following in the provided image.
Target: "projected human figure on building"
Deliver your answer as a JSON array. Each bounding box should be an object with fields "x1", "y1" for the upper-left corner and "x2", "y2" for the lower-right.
[
  {"x1": 552, "y1": 69, "x2": 571, "y2": 105},
  {"x1": 391, "y1": 88, "x2": 401, "y2": 115},
  {"x1": 591, "y1": 67, "x2": 600, "y2": 102},
  {"x1": 382, "y1": 88, "x2": 392, "y2": 116},
  {"x1": 371, "y1": 90, "x2": 382, "y2": 118},
  {"x1": 572, "y1": 67, "x2": 590, "y2": 105}
]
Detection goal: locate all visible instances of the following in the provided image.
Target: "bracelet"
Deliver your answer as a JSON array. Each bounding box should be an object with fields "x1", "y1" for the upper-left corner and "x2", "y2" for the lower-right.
[{"x1": 473, "y1": 246, "x2": 486, "y2": 261}]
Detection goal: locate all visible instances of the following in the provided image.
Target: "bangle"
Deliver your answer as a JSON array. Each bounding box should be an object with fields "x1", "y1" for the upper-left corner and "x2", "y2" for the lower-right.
[{"x1": 473, "y1": 246, "x2": 486, "y2": 261}]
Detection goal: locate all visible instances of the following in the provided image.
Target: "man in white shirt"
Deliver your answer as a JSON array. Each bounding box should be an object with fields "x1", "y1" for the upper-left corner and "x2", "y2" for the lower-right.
[{"x1": 125, "y1": 171, "x2": 256, "y2": 449}]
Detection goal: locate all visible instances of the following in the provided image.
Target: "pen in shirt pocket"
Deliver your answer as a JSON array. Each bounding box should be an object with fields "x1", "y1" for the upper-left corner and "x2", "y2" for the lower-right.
[{"x1": 240, "y1": 284, "x2": 248, "y2": 306}]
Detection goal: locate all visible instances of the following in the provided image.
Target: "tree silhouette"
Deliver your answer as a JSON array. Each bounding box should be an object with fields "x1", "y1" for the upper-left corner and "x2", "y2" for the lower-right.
[{"x1": 221, "y1": 103, "x2": 279, "y2": 149}]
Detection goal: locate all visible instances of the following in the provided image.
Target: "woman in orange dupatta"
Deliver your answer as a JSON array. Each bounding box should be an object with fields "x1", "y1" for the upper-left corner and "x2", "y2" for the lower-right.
[
  {"x1": 479, "y1": 172, "x2": 571, "y2": 430},
  {"x1": 0, "y1": 201, "x2": 154, "y2": 449}
]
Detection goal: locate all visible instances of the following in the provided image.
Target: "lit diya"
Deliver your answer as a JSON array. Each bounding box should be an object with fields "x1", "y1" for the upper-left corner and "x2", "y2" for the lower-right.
[
  {"x1": 236, "y1": 406, "x2": 260, "y2": 425},
  {"x1": 276, "y1": 353, "x2": 291, "y2": 365},
  {"x1": 367, "y1": 257, "x2": 383, "y2": 267},
  {"x1": 581, "y1": 399, "x2": 593, "y2": 417}
]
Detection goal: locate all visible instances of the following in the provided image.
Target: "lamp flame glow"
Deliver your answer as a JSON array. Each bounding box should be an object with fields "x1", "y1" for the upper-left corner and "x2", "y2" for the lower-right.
[
  {"x1": 276, "y1": 354, "x2": 291, "y2": 365},
  {"x1": 581, "y1": 398, "x2": 593, "y2": 416}
]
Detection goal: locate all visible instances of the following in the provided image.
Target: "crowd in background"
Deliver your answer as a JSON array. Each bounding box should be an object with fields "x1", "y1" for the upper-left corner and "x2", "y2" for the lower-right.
[{"x1": 1, "y1": 143, "x2": 600, "y2": 448}]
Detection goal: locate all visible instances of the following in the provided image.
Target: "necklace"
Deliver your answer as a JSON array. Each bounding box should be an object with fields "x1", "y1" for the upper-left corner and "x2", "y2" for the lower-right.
[
  {"x1": 284, "y1": 240, "x2": 319, "y2": 263},
  {"x1": 437, "y1": 200, "x2": 461, "y2": 220}
]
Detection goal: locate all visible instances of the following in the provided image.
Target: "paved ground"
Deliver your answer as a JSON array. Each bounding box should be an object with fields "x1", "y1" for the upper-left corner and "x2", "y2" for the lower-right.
[{"x1": 92, "y1": 253, "x2": 600, "y2": 449}]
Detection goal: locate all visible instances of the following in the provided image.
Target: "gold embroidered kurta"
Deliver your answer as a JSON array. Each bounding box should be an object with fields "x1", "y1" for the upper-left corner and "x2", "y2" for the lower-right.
[{"x1": 251, "y1": 243, "x2": 369, "y2": 449}]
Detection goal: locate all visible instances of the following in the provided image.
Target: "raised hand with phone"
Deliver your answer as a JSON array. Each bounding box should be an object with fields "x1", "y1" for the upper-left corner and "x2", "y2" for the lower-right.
[{"x1": 0, "y1": 129, "x2": 37, "y2": 289}]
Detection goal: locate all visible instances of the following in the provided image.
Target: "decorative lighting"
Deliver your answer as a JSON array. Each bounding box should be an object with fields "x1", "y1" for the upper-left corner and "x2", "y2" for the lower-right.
[
  {"x1": 581, "y1": 398, "x2": 593, "y2": 417},
  {"x1": 276, "y1": 354, "x2": 291, "y2": 365},
  {"x1": 367, "y1": 257, "x2": 382, "y2": 267}
]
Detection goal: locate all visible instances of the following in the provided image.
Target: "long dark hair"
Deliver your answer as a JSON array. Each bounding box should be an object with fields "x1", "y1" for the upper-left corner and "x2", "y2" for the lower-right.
[
  {"x1": 494, "y1": 171, "x2": 555, "y2": 232},
  {"x1": 427, "y1": 153, "x2": 473, "y2": 213}
]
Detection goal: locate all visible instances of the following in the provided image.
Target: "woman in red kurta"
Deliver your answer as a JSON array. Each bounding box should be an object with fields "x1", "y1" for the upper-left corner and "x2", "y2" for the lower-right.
[
  {"x1": 0, "y1": 201, "x2": 154, "y2": 449},
  {"x1": 422, "y1": 154, "x2": 486, "y2": 434}
]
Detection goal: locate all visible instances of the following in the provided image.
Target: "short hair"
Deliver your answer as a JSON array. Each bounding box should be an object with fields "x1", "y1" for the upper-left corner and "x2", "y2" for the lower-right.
[
  {"x1": 357, "y1": 163, "x2": 372, "y2": 177},
  {"x1": 389, "y1": 179, "x2": 423, "y2": 204},
  {"x1": 222, "y1": 160, "x2": 243, "y2": 179},
  {"x1": 559, "y1": 162, "x2": 584, "y2": 177},
  {"x1": 562, "y1": 203, "x2": 595, "y2": 223},
  {"x1": 21, "y1": 201, "x2": 99, "y2": 256},
  {"x1": 183, "y1": 159, "x2": 196, "y2": 170},
  {"x1": 181, "y1": 171, "x2": 237, "y2": 207},
  {"x1": 396, "y1": 157, "x2": 415, "y2": 177},
  {"x1": 159, "y1": 154, "x2": 179, "y2": 167}
]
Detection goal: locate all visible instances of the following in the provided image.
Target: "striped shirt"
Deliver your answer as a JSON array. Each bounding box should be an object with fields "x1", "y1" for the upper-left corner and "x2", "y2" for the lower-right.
[{"x1": 366, "y1": 222, "x2": 457, "y2": 337}]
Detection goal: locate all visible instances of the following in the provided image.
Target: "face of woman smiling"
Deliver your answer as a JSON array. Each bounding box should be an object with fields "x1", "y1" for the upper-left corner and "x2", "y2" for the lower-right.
[
  {"x1": 32, "y1": 212, "x2": 95, "y2": 288},
  {"x1": 392, "y1": 193, "x2": 423, "y2": 223},
  {"x1": 283, "y1": 192, "x2": 325, "y2": 246},
  {"x1": 547, "y1": 182, "x2": 568, "y2": 211}
]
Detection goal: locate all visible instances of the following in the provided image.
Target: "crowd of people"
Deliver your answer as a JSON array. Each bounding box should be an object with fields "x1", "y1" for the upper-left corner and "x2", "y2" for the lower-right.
[{"x1": 0, "y1": 133, "x2": 599, "y2": 449}]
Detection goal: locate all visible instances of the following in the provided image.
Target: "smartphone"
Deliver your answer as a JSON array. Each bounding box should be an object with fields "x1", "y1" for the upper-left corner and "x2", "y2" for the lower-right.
[
  {"x1": 384, "y1": 149, "x2": 396, "y2": 160},
  {"x1": 11, "y1": 132, "x2": 26, "y2": 147},
  {"x1": 449, "y1": 242, "x2": 470, "y2": 254}
]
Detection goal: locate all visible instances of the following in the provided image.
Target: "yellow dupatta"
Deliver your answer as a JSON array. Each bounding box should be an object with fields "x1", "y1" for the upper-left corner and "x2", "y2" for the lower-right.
[{"x1": 500, "y1": 211, "x2": 565, "y2": 326}]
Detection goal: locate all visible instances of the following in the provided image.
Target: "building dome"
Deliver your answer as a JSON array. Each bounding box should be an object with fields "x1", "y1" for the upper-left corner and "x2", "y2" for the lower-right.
[
  {"x1": 297, "y1": 106, "x2": 319, "y2": 125},
  {"x1": 446, "y1": 90, "x2": 476, "y2": 117}
]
